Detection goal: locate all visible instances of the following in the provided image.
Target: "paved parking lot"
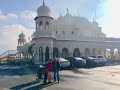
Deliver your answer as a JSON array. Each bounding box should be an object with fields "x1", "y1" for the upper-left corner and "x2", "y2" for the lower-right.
[
  {"x1": 1, "y1": 65, "x2": 120, "y2": 90},
  {"x1": 42, "y1": 65, "x2": 120, "y2": 90}
]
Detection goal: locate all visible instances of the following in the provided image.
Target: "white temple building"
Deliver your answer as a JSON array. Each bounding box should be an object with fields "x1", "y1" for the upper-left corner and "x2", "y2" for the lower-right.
[{"x1": 16, "y1": 1, "x2": 120, "y2": 64}]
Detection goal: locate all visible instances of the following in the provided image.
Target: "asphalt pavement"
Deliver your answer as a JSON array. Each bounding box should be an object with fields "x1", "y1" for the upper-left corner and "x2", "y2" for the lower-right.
[{"x1": 1, "y1": 65, "x2": 120, "y2": 90}]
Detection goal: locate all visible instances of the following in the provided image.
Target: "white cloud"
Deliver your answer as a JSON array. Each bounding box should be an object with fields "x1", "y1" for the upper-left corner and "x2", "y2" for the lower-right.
[
  {"x1": 0, "y1": 10, "x2": 36, "y2": 29},
  {"x1": 0, "y1": 24, "x2": 33, "y2": 53},
  {"x1": 7, "y1": 13, "x2": 18, "y2": 19},
  {"x1": 0, "y1": 14, "x2": 6, "y2": 20},
  {"x1": 0, "y1": 9, "x2": 3, "y2": 14},
  {"x1": 0, "y1": 10, "x2": 36, "y2": 20},
  {"x1": 0, "y1": 12, "x2": 18, "y2": 20},
  {"x1": 99, "y1": 0, "x2": 120, "y2": 38},
  {"x1": 20, "y1": 10, "x2": 37, "y2": 20},
  {"x1": 0, "y1": 10, "x2": 36, "y2": 54}
]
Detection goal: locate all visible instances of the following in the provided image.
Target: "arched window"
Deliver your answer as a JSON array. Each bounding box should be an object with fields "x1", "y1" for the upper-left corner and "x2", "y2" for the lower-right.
[
  {"x1": 53, "y1": 47, "x2": 60, "y2": 58},
  {"x1": 39, "y1": 21, "x2": 43, "y2": 29},
  {"x1": 45, "y1": 21, "x2": 49, "y2": 27},
  {"x1": 45, "y1": 46, "x2": 49, "y2": 62},
  {"x1": 73, "y1": 48, "x2": 80, "y2": 57},
  {"x1": 62, "y1": 31, "x2": 65, "y2": 34},
  {"x1": 39, "y1": 47, "x2": 43, "y2": 63},
  {"x1": 84, "y1": 48, "x2": 91, "y2": 57},
  {"x1": 71, "y1": 31, "x2": 74, "y2": 35},
  {"x1": 62, "y1": 48, "x2": 69, "y2": 58},
  {"x1": 39, "y1": 21, "x2": 43, "y2": 26}
]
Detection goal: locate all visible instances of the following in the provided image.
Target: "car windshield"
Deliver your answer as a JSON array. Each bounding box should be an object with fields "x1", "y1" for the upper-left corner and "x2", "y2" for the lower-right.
[
  {"x1": 58, "y1": 58, "x2": 68, "y2": 61},
  {"x1": 74, "y1": 57, "x2": 83, "y2": 60},
  {"x1": 91, "y1": 56, "x2": 96, "y2": 58},
  {"x1": 87, "y1": 57, "x2": 96, "y2": 60},
  {"x1": 97, "y1": 56, "x2": 103, "y2": 58}
]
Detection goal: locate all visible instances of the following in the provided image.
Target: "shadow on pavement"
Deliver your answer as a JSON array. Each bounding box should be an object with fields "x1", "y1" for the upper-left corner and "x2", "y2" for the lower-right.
[
  {"x1": 0, "y1": 65, "x2": 37, "y2": 76},
  {"x1": 61, "y1": 74, "x2": 80, "y2": 79},
  {"x1": 71, "y1": 69, "x2": 91, "y2": 75},
  {"x1": 10, "y1": 81, "x2": 36, "y2": 90},
  {"x1": 26, "y1": 82, "x2": 58, "y2": 90},
  {"x1": 10, "y1": 80, "x2": 58, "y2": 90}
]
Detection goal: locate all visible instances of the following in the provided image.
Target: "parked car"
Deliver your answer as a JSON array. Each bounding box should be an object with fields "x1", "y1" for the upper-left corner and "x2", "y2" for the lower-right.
[
  {"x1": 97, "y1": 55, "x2": 106, "y2": 65},
  {"x1": 57, "y1": 58, "x2": 70, "y2": 69},
  {"x1": 66, "y1": 57, "x2": 86, "y2": 68},
  {"x1": 86, "y1": 56, "x2": 99, "y2": 67},
  {"x1": 91, "y1": 55, "x2": 106, "y2": 66}
]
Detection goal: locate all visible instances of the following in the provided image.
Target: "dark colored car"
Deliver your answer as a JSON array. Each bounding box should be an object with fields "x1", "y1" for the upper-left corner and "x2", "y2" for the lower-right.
[
  {"x1": 86, "y1": 57, "x2": 99, "y2": 67},
  {"x1": 66, "y1": 57, "x2": 86, "y2": 68},
  {"x1": 91, "y1": 55, "x2": 106, "y2": 66}
]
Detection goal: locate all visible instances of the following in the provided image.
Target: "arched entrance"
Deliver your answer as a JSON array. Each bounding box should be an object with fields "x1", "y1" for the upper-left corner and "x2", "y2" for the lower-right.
[
  {"x1": 92, "y1": 48, "x2": 98, "y2": 56},
  {"x1": 45, "y1": 46, "x2": 49, "y2": 62},
  {"x1": 53, "y1": 47, "x2": 60, "y2": 58},
  {"x1": 73, "y1": 48, "x2": 80, "y2": 57},
  {"x1": 84, "y1": 48, "x2": 91, "y2": 57},
  {"x1": 62, "y1": 48, "x2": 69, "y2": 58},
  {"x1": 99, "y1": 48, "x2": 105, "y2": 56}
]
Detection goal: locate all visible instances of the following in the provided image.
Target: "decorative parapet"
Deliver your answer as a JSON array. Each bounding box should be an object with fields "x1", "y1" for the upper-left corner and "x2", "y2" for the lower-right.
[
  {"x1": 31, "y1": 29, "x2": 120, "y2": 42},
  {"x1": 53, "y1": 35, "x2": 120, "y2": 42},
  {"x1": 32, "y1": 30, "x2": 56, "y2": 39}
]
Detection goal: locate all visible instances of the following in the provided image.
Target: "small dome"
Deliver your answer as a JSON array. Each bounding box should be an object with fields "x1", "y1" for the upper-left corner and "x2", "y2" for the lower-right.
[
  {"x1": 19, "y1": 32, "x2": 25, "y2": 39},
  {"x1": 37, "y1": 4, "x2": 52, "y2": 17}
]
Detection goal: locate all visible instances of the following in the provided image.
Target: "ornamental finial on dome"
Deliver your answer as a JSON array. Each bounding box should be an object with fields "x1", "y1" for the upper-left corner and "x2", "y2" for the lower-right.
[
  {"x1": 67, "y1": 8, "x2": 69, "y2": 13},
  {"x1": 43, "y1": 0, "x2": 45, "y2": 5},
  {"x1": 60, "y1": 12, "x2": 62, "y2": 17}
]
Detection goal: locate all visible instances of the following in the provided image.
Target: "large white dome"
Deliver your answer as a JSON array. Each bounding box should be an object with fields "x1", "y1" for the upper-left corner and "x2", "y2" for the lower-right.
[{"x1": 37, "y1": 4, "x2": 52, "y2": 17}]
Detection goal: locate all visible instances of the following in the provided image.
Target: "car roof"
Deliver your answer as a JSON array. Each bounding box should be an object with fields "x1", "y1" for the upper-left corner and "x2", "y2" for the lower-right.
[
  {"x1": 87, "y1": 57, "x2": 96, "y2": 59},
  {"x1": 57, "y1": 58, "x2": 68, "y2": 61}
]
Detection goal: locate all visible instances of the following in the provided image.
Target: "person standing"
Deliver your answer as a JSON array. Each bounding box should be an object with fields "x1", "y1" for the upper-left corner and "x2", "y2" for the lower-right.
[
  {"x1": 47, "y1": 59, "x2": 53, "y2": 83},
  {"x1": 36, "y1": 65, "x2": 43, "y2": 83},
  {"x1": 53, "y1": 57, "x2": 61, "y2": 83},
  {"x1": 43, "y1": 63, "x2": 48, "y2": 84}
]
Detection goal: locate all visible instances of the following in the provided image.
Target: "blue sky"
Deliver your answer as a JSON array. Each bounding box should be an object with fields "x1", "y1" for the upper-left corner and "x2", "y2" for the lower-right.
[{"x1": 0, "y1": 0, "x2": 120, "y2": 53}]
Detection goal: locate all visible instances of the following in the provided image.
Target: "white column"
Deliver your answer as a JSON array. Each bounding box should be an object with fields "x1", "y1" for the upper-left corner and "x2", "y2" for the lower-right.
[
  {"x1": 118, "y1": 50, "x2": 120, "y2": 60},
  {"x1": 59, "y1": 48, "x2": 62, "y2": 58},
  {"x1": 49, "y1": 47, "x2": 53, "y2": 59},
  {"x1": 110, "y1": 49, "x2": 114, "y2": 60}
]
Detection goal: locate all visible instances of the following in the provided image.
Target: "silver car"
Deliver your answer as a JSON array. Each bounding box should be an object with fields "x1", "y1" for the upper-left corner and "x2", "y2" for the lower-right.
[{"x1": 57, "y1": 58, "x2": 70, "y2": 68}]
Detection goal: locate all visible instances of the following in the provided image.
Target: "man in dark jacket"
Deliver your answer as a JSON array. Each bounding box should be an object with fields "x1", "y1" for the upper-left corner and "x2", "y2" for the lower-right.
[
  {"x1": 43, "y1": 63, "x2": 48, "y2": 84},
  {"x1": 53, "y1": 57, "x2": 60, "y2": 83}
]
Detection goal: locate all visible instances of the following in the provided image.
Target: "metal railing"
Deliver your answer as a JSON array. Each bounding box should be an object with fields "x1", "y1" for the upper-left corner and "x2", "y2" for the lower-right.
[{"x1": 0, "y1": 50, "x2": 18, "y2": 62}]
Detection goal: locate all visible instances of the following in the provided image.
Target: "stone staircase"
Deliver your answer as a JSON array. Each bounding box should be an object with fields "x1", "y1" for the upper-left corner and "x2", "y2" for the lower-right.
[{"x1": 0, "y1": 50, "x2": 18, "y2": 63}]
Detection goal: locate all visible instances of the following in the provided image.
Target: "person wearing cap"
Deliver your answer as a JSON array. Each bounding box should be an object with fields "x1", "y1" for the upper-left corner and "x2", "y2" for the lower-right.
[{"x1": 43, "y1": 63, "x2": 48, "y2": 84}]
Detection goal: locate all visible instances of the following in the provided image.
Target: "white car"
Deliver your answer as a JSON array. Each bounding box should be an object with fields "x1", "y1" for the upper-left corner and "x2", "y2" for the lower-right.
[{"x1": 57, "y1": 58, "x2": 70, "y2": 68}]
